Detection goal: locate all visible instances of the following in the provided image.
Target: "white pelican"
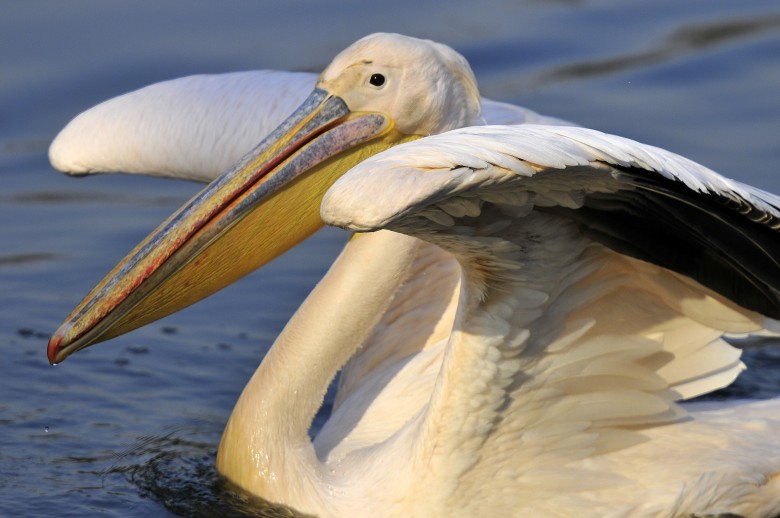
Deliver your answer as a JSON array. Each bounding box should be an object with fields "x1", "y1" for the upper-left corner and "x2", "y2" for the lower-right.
[{"x1": 48, "y1": 33, "x2": 780, "y2": 517}]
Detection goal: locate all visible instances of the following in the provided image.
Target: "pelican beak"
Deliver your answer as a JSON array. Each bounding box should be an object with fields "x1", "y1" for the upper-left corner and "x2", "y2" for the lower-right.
[{"x1": 48, "y1": 88, "x2": 416, "y2": 364}]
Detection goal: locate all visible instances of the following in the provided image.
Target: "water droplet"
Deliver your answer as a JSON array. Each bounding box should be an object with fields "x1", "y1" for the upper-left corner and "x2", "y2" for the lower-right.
[{"x1": 44, "y1": 426, "x2": 49, "y2": 433}]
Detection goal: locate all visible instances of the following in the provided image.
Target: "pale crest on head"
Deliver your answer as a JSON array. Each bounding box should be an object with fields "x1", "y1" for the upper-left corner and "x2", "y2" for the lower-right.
[{"x1": 318, "y1": 33, "x2": 481, "y2": 136}]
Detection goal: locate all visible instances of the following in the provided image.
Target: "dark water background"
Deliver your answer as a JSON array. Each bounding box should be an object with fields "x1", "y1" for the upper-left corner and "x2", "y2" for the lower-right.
[{"x1": 2, "y1": 1, "x2": 779, "y2": 516}]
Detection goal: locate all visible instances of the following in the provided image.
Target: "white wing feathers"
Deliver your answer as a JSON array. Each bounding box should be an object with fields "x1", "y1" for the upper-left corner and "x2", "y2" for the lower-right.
[
  {"x1": 331, "y1": 125, "x2": 780, "y2": 219},
  {"x1": 480, "y1": 99, "x2": 574, "y2": 127},
  {"x1": 320, "y1": 125, "x2": 779, "y2": 498},
  {"x1": 49, "y1": 71, "x2": 316, "y2": 182},
  {"x1": 323, "y1": 125, "x2": 780, "y2": 319}
]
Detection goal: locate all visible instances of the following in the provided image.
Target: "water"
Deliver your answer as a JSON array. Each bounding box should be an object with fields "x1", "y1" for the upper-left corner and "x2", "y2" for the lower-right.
[{"x1": 1, "y1": 1, "x2": 779, "y2": 516}]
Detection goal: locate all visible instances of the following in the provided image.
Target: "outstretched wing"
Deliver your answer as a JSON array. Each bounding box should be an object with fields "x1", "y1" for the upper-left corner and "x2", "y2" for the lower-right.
[
  {"x1": 326, "y1": 124, "x2": 780, "y2": 319},
  {"x1": 321, "y1": 125, "x2": 780, "y2": 506},
  {"x1": 49, "y1": 71, "x2": 316, "y2": 182},
  {"x1": 48, "y1": 71, "x2": 570, "y2": 182}
]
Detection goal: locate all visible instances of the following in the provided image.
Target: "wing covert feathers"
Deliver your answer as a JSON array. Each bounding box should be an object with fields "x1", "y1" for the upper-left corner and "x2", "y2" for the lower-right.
[{"x1": 320, "y1": 124, "x2": 778, "y2": 513}]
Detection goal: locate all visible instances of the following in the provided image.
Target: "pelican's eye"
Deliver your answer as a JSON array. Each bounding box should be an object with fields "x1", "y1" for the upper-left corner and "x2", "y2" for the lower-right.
[{"x1": 368, "y1": 73, "x2": 386, "y2": 87}]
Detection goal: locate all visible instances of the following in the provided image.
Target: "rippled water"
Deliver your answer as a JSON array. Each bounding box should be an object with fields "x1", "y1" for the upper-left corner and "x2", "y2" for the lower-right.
[{"x1": 2, "y1": 1, "x2": 779, "y2": 516}]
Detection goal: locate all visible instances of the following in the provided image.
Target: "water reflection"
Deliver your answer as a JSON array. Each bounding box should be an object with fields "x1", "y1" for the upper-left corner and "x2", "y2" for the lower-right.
[
  {"x1": 2, "y1": 190, "x2": 191, "y2": 207},
  {"x1": 0, "y1": 139, "x2": 50, "y2": 156},
  {"x1": 0, "y1": 253, "x2": 61, "y2": 267},
  {"x1": 532, "y1": 13, "x2": 780, "y2": 87}
]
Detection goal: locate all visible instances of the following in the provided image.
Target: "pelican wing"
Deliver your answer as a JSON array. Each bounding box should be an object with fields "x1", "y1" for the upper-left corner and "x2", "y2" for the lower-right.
[
  {"x1": 49, "y1": 72, "x2": 569, "y2": 183},
  {"x1": 49, "y1": 71, "x2": 317, "y2": 182},
  {"x1": 326, "y1": 125, "x2": 780, "y2": 318},
  {"x1": 480, "y1": 98, "x2": 574, "y2": 127},
  {"x1": 321, "y1": 125, "x2": 780, "y2": 506}
]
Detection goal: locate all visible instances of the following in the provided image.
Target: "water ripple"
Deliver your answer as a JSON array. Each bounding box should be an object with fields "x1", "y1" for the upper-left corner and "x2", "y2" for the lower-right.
[
  {"x1": 101, "y1": 421, "x2": 312, "y2": 517},
  {"x1": 532, "y1": 13, "x2": 780, "y2": 87}
]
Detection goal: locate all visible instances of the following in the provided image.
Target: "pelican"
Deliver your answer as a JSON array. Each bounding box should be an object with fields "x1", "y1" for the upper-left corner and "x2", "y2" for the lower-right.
[{"x1": 48, "y1": 33, "x2": 780, "y2": 517}]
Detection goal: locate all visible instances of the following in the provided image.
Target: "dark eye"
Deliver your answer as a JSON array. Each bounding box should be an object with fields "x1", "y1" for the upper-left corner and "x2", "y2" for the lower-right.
[{"x1": 369, "y1": 73, "x2": 386, "y2": 87}]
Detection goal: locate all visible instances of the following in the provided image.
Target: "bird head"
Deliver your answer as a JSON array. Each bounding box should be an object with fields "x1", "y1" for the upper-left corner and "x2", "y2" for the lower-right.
[
  {"x1": 48, "y1": 33, "x2": 481, "y2": 363},
  {"x1": 320, "y1": 33, "x2": 480, "y2": 135}
]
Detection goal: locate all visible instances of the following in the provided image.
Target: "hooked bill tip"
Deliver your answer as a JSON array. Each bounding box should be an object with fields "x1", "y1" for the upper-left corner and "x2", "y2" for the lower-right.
[{"x1": 47, "y1": 333, "x2": 64, "y2": 365}]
